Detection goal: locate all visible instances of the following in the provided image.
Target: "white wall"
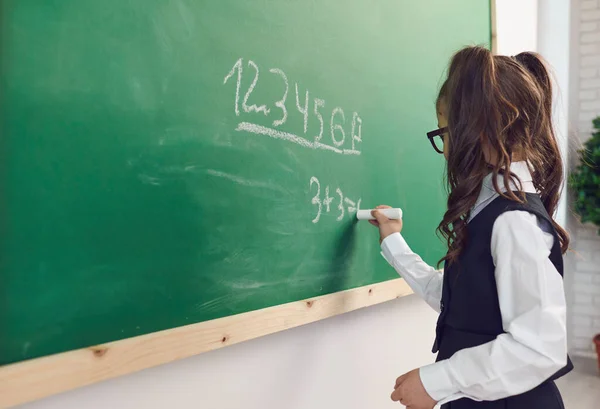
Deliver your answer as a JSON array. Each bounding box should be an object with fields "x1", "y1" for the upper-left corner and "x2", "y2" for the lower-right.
[
  {"x1": 19, "y1": 296, "x2": 437, "y2": 409},
  {"x1": 495, "y1": 0, "x2": 539, "y2": 55},
  {"x1": 538, "y1": 0, "x2": 572, "y2": 229}
]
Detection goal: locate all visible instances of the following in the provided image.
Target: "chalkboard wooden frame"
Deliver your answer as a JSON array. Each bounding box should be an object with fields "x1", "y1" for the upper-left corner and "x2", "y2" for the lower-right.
[{"x1": 0, "y1": 278, "x2": 412, "y2": 407}]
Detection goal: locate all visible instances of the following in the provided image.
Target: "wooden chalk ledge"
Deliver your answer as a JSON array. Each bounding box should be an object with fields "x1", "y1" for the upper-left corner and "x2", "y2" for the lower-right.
[{"x1": 0, "y1": 278, "x2": 412, "y2": 408}]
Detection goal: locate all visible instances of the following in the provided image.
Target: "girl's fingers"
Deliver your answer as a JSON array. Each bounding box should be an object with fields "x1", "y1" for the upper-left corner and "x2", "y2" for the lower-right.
[
  {"x1": 395, "y1": 373, "x2": 408, "y2": 388},
  {"x1": 368, "y1": 220, "x2": 379, "y2": 227},
  {"x1": 376, "y1": 204, "x2": 392, "y2": 209},
  {"x1": 372, "y1": 210, "x2": 390, "y2": 224},
  {"x1": 390, "y1": 386, "x2": 402, "y2": 402}
]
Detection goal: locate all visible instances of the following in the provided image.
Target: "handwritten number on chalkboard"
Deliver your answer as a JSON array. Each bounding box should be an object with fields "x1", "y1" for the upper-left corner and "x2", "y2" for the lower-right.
[
  {"x1": 330, "y1": 107, "x2": 346, "y2": 147},
  {"x1": 223, "y1": 58, "x2": 243, "y2": 116},
  {"x1": 346, "y1": 197, "x2": 360, "y2": 214},
  {"x1": 323, "y1": 186, "x2": 333, "y2": 212},
  {"x1": 242, "y1": 60, "x2": 270, "y2": 115},
  {"x1": 225, "y1": 58, "x2": 362, "y2": 155},
  {"x1": 309, "y1": 176, "x2": 361, "y2": 223},
  {"x1": 336, "y1": 188, "x2": 345, "y2": 221},
  {"x1": 351, "y1": 112, "x2": 363, "y2": 151},
  {"x1": 270, "y1": 68, "x2": 288, "y2": 127},
  {"x1": 295, "y1": 83, "x2": 309, "y2": 134},
  {"x1": 310, "y1": 177, "x2": 322, "y2": 223},
  {"x1": 314, "y1": 98, "x2": 325, "y2": 142}
]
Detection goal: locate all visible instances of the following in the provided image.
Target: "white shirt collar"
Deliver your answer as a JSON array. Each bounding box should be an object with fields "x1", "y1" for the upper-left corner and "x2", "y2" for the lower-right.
[
  {"x1": 481, "y1": 161, "x2": 533, "y2": 191},
  {"x1": 470, "y1": 161, "x2": 536, "y2": 221}
]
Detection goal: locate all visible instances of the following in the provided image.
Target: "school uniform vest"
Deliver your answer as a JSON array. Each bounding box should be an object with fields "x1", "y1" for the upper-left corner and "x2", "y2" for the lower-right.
[{"x1": 434, "y1": 193, "x2": 573, "y2": 408}]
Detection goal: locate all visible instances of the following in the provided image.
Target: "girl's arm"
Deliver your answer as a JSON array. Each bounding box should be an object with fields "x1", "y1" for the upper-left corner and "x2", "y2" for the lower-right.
[
  {"x1": 381, "y1": 232, "x2": 443, "y2": 312},
  {"x1": 372, "y1": 207, "x2": 443, "y2": 312},
  {"x1": 418, "y1": 210, "x2": 567, "y2": 404}
]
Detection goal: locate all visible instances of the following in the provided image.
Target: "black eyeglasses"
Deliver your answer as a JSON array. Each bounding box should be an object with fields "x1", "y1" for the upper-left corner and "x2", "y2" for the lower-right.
[{"x1": 427, "y1": 127, "x2": 447, "y2": 154}]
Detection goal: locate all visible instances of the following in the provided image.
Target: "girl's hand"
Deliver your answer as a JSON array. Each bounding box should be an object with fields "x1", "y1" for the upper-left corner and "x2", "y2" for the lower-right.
[
  {"x1": 391, "y1": 369, "x2": 437, "y2": 409},
  {"x1": 369, "y1": 205, "x2": 403, "y2": 243}
]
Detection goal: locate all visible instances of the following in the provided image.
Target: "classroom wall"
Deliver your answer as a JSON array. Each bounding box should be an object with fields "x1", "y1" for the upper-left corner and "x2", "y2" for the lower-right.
[
  {"x1": 538, "y1": 0, "x2": 572, "y2": 229},
  {"x1": 495, "y1": 0, "x2": 538, "y2": 55},
  {"x1": 567, "y1": 0, "x2": 600, "y2": 359}
]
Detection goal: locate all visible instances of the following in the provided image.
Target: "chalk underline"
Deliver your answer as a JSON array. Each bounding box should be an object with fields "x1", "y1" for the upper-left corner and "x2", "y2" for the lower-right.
[{"x1": 235, "y1": 122, "x2": 361, "y2": 156}]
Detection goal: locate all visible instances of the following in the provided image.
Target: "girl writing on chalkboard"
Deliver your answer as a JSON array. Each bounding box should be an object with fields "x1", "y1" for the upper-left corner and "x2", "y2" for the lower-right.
[{"x1": 370, "y1": 46, "x2": 571, "y2": 409}]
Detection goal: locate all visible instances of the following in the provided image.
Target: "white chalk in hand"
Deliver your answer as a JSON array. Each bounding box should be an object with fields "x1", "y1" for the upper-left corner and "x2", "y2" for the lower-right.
[{"x1": 356, "y1": 208, "x2": 403, "y2": 220}]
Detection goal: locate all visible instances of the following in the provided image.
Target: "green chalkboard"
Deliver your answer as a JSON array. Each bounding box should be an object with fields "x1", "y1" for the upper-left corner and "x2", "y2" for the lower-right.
[{"x1": 0, "y1": 0, "x2": 490, "y2": 365}]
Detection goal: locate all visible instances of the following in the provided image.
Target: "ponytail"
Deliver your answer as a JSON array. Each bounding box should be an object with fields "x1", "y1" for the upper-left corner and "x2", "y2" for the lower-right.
[
  {"x1": 514, "y1": 52, "x2": 570, "y2": 253},
  {"x1": 515, "y1": 52, "x2": 553, "y2": 112}
]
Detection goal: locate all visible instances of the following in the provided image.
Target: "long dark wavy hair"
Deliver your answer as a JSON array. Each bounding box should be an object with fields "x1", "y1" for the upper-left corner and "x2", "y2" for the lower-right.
[{"x1": 437, "y1": 46, "x2": 570, "y2": 266}]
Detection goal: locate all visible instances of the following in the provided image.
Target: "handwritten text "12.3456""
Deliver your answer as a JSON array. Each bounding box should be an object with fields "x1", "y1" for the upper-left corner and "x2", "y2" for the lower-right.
[{"x1": 223, "y1": 58, "x2": 363, "y2": 156}]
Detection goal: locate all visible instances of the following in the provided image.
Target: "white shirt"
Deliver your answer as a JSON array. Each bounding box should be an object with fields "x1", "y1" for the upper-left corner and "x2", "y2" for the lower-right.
[{"x1": 381, "y1": 162, "x2": 568, "y2": 405}]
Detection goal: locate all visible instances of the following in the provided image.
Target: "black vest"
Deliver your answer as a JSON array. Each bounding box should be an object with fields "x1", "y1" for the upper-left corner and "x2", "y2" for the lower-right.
[{"x1": 432, "y1": 193, "x2": 573, "y2": 381}]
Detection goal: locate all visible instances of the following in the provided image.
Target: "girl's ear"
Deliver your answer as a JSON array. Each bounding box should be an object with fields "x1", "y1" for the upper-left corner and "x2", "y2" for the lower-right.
[{"x1": 481, "y1": 140, "x2": 494, "y2": 164}]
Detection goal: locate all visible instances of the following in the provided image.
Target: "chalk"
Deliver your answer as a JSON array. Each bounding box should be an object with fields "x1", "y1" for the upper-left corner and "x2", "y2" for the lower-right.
[{"x1": 356, "y1": 208, "x2": 403, "y2": 220}]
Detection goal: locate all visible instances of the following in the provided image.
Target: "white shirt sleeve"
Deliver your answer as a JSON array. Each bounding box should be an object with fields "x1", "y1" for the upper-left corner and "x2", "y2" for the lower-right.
[
  {"x1": 380, "y1": 233, "x2": 443, "y2": 312},
  {"x1": 419, "y1": 211, "x2": 568, "y2": 404}
]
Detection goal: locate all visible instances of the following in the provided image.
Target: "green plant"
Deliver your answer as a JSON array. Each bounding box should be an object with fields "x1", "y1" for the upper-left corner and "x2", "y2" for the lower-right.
[{"x1": 571, "y1": 117, "x2": 600, "y2": 230}]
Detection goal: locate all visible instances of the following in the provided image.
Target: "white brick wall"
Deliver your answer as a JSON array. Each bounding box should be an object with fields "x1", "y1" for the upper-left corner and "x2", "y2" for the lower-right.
[
  {"x1": 569, "y1": 229, "x2": 600, "y2": 354},
  {"x1": 570, "y1": 0, "x2": 600, "y2": 358},
  {"x1": 569, "y1": 226, "x2": 600, "y2": 357}
]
